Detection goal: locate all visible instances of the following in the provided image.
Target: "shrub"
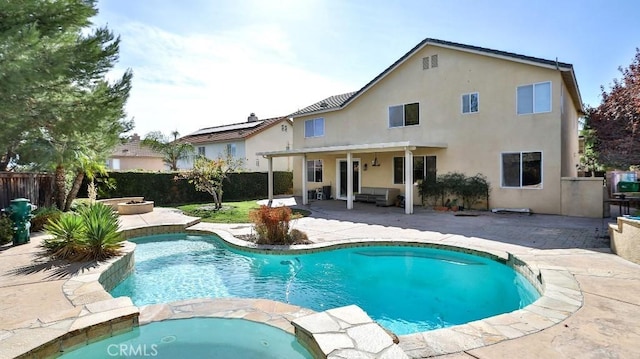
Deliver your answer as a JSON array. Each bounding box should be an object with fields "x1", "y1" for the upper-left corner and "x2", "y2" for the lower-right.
[
  {"x1": 419, "y1": 172, "x2": 491, "y2": 209},
  {"x1": 31, "y1": 206, "x2": 62, "y2": 232},
  {"x1": 79, "y1": 171, "x2": 293, "y2": 205},
  {"x1": 0, "y1": 213, "x2": 14, "y2": 245},
  {"x1": 289, "y1": 229, "x2": 310, "y2": 244},
  {"x1": 43, "y1": 213, "x2": 85, "y2": 259},
  {"x1": 250, "y1": 205, "x2": 292, "y2": 245},
  {"x1": 43, "y1": 203, "x2": 124, "y2": 261},
  {"x1": 76, "y1": 203, "x2": 124, "y2": 261}
]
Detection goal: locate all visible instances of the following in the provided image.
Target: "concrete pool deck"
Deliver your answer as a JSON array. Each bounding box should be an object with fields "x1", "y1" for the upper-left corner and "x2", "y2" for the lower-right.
[{"x1": 1, "y1": 200, "x2": 639, "y2": 358}]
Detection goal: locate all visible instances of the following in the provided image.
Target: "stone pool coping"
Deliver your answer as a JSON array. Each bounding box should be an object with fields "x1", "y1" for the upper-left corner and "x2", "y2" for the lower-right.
[{"x1": 16, "y1": 223, "x2": 583, "y2": 358}]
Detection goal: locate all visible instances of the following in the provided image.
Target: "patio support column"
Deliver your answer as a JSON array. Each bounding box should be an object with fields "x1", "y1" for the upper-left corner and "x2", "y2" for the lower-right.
[
  {"x1": 267, "y1": 156, "x2": 273, "y2": 202},
  {"x1": 347, "y1": 152, "x2": 353, "y2": 209},
  {"x1": 302, "y1": 154, "x2": 308, "y2": 205},
  {"x1": 404, "y1": 148, "x2": 413, "y2": 214}
]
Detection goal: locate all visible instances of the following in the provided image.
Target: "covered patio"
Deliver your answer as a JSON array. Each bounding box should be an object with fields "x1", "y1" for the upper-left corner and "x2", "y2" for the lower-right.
[{"x1": 258, "y1": 141, "x2": 447, "y2": 214}]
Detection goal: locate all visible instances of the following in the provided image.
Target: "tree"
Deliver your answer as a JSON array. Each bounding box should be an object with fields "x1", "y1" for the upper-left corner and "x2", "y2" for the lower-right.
[
  {"x1": 179, "y1": 152, "x2": 244, "y2": 209},
  {"x1": 588, "y1": 48, "x2": 640, "y2": 169},
  {"x1": 0, "y1": 0, "x2": 132, "y2": 210},
  {"x1": 141, "y1": 131, "x2": 195, "y2": 171}
]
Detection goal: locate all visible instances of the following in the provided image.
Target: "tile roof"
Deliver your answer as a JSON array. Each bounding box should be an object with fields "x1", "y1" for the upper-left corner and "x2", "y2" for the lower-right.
[
  {"x1": 291, "y1": 37, "x2": 582, "y2": 118},
  {"x1": 111, "y1": 138, "x2": 164, "y2": 158},
  {"x1": 180, "y1": 116, "x2": 289, "y2": 145},
  {"x1": 290, "y1": 92, "x2": 357, "y2": 116}
]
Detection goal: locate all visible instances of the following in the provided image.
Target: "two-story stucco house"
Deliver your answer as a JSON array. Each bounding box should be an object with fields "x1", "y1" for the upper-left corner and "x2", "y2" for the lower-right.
[
  {"x1": 260, "y1": 38, "x2": 583, "y2": 215},
  {"x1": 179, "y1": 113, "x2": 293, "y2": 172},
  {"x1": 107, "y1": 133, "x2": 166, "y2": 171}
]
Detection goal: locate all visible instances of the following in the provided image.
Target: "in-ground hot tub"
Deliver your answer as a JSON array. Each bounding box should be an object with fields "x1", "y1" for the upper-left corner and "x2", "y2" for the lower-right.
[{"x1": 58, "y1": 317, "x2": 313, "y2": 359}]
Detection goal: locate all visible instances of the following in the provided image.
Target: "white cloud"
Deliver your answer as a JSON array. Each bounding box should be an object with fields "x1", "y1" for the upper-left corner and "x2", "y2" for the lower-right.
[{"x1": 113, "y1": 21, "x2": 355, "y2": 137}]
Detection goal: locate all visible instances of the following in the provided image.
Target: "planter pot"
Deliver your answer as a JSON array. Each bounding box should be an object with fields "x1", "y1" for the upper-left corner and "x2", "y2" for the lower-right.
[{"x1": 117, "y1": 201, "x2": 154, "y2": 215}]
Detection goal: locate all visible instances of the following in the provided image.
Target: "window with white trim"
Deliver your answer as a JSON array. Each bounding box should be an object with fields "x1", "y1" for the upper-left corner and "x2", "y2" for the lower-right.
[
  {"x1": 389, "y1": 103, "x2": 419, "y2": 128},
  {"x1": 197, "y1": 146, "x2": 206, "y2": 156},
  {"x1": 501, "y1": 151, "x2": 542, "y2": 188},
  {"x1": 304, "y1": 118, "x2": 324, "y2": 138},
  {"x1": 306, "y1": 160, "x2": 323, "y2": 182},
  {"x1": 462, "y1": 92, "x2": 479, "y2": 114},
  {"x1": 517, "y1": 81, "x2": 551, "y2": 114}
]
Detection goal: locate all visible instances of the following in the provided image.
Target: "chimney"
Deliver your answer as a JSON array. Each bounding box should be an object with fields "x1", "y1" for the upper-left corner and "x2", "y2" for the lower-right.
[
  {"x1": 247, "y1": 113, "x2": 258, "y2": 122},
  {"x1": 131, "y1": 133, "x2": 140, "y2": 141}
]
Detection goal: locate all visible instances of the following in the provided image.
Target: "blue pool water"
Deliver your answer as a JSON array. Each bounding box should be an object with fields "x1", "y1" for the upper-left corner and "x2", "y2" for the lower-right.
[
  {"x1": 59, "y1": 318, "x2": 312, "y2": 359},
  {"x1": 111, "y1": 234, "x2": 539, "y2": 335}
]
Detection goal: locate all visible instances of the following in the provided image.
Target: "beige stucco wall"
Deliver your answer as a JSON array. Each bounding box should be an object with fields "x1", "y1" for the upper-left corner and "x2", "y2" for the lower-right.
[
  {"x1": 291, "y1": 45, "x2": 581, "y2": 214},
  {"x1": 610, "y1": 217, "x2": 640, "y2": 265},
  {"x1": 560, "y1": 177, "x2": 605, "y2": 217},
  {"x1": 560, "y1": 82, "x2": 580, "y2": 177},
  {"x1": 110, "y1": 157, "x2": 166, "y2": 172},
  {"x1": 246, "y1": 121, "x2": 293, "y2": 172}
]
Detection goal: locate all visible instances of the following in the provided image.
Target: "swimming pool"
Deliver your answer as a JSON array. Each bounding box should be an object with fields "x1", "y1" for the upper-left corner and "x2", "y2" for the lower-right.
[
  {"x1": 111, "y1": 234, "x2": 539, "y2": 335},
  {"x1": 59, "y1": 317, "x2": 312, "y2": 359}
]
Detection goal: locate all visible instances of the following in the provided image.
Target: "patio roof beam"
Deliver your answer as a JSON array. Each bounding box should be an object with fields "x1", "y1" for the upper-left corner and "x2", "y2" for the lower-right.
[{"x1": 257, "y1": 141, "x2": 446, "y2": 158}]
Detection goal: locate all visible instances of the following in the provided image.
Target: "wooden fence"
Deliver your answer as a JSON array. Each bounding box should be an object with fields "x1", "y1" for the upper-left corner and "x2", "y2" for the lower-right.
[{"x1": 0, "y1": 172, "x2": 55, "y2": 209}]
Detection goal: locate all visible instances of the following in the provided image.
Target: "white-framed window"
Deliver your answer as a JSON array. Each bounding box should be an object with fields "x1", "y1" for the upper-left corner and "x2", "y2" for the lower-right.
[
  {"x1": 389, "y1": 102, "x2": 419, "y2": 128},
  {"x1": 517, "y1": 81, "x2": 551, "y2": 114},
  {"x1": 306, "y1": 159, "x2": 323, "y2": 182},
  {"x1": 197, "y1": 146, "x2": 206, "y2": 156},
  {"x1": 392, "y1": 155, "x2": 436, "y2": 184},
  {"x1": 462, "y1": 92, "x2": 479, "y2": 114},
  {"x1": 226, "y1": 143, "x2": 236, "y2": 157},
  {"x1": 501, "y1": 151, "x2": 542, "y2": 188},
  {"x1": 304, "y1": 118, "x2": 324, "y2": 138}
]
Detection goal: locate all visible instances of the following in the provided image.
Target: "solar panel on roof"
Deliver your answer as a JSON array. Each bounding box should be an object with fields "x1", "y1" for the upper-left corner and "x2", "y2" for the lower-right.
[{"x1": 188, "y1": 121, "x2": 263, "y2": 136}]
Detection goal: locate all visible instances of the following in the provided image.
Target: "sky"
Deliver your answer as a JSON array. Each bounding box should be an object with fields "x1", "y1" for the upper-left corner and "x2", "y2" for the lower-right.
[{"x1": 93, "y1": 0, "x2": 640, "y2": 138}]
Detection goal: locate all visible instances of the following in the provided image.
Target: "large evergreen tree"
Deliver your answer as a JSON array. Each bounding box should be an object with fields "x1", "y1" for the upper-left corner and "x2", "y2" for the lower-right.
[
  {"x1": 589, "y1": 48, "x2": 640, "y2": 169},
  {"x1": 0, "y1": 0, "x2": 133, "y2": 209}
]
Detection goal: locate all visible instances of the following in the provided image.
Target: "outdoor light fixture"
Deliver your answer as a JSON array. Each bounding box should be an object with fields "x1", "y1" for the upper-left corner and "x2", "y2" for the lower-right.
[{"x1": 371, "y1": 153, "x2": 381, "y2": 167}]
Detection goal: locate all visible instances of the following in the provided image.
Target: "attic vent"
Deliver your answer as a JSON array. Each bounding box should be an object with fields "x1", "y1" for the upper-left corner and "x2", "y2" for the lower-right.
[
  {"x1": 319, "y1": 102, "x2": 328, "y2": 108},
  {"x1": 431, "y1": 54, "x2": 438, "y2": 68},
  {"x1": 422, "y1": 57, "x2": 429, "y2": 70}
]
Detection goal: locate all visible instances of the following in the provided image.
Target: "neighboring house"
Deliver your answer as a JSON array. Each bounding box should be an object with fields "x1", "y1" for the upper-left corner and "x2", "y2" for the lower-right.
[
  {"x1": 107, "y1": 134, "x2": 166, "y2": 171},
  {"x1": 260, "y1": 38, "x2": 583, "y2": 215},
  {"x1": 178, "y1": 114, "x2": 293, "y2": 172}
]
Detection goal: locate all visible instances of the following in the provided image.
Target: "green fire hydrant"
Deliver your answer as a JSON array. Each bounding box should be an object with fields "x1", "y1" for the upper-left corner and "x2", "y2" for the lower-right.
[{"x1": 3, "y1": 198, "x2": 36, "y2": 246}]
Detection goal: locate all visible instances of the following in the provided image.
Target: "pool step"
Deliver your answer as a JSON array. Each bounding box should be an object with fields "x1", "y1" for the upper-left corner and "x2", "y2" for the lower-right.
[{"x1": 292, "y1": 305, "x2": 409, "y2": 359}]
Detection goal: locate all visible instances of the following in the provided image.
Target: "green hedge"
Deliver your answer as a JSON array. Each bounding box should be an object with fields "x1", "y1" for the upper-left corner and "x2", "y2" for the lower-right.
[{"x1": 79, "y1": 171, "x2": 293, "y2": 206}]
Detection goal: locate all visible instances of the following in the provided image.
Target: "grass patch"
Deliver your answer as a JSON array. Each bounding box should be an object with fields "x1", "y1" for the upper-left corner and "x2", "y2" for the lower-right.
[{"x1": 177, "y1": 200, "x2": 311, "y2": 223}]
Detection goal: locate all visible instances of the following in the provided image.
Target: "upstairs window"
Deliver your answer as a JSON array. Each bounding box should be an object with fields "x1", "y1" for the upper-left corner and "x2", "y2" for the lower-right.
[
  {"x1": 389, "y1": 103, "x2": 419, "y2": 128},
  {"x1": 517, "y1": 81, "x2": 551, "y2": 114},
  {"x1": 462, "y1": 92, "x2": 479, "y2": 114},
  {"x1": 306, "y1": 160, "x2": 323, "y2": 182},
  {"x1": 501, "y1": 151, "x2": 542, "y2": 188},
  {"x1": 304, "y1": 118, "x2": 324, "y2": 138}
]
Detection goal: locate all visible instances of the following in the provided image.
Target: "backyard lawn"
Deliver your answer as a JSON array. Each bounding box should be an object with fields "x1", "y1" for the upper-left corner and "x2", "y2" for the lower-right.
[{"x1": 177, "y1": 200, "x2": 311, "y2": 223}]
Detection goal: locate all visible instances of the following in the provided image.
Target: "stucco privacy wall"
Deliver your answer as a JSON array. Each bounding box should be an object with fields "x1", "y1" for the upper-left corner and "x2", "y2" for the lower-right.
[
  {"x1": 561, "y1": 177, "x2": 606, "y2": 218},
  {"x1": 292, "y1": 44, "x2": 580, "y2": 214}
]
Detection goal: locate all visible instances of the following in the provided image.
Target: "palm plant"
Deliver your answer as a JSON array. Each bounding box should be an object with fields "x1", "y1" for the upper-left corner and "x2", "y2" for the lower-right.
[
  {"x1": 76, "y1": 203, "x2": 124, "y2": 261},
  {"x1": 43, "y1": 212, "x2": 85, "y2": 259},
  {"x1": 43, "y1": 203, "x2": 124, "y2": 261},
  {"x1": 141, "y1": 131, "x2": 194, "y2": 170}
]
